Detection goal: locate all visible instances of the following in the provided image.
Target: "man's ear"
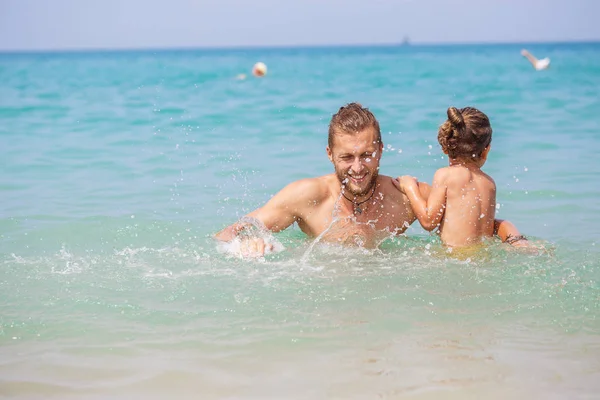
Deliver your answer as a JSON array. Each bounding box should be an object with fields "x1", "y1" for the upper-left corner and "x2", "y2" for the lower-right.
[{"x1": 326, "y1": 146, "x2": 333, "y2": 163}]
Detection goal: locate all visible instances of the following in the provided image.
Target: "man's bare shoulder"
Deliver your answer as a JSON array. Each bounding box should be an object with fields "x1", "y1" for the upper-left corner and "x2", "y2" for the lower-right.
[
  {"x1": 379, "y1": 174, "x2": 406, "y2": 200},
  {"x1": 380, "y1": 175, "x2": 420, "y2": 213},
  {"x1": 379, "y1": 174, "x2": 417, "y2": 226},
  {"x1": 281, "y1": 174, "x2": 333, "y2": 204}
]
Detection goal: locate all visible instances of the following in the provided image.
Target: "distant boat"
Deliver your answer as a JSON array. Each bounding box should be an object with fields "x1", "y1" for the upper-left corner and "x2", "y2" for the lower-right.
[{"x1": 401, "y1": 36, "x2": 411, "y2": 46}]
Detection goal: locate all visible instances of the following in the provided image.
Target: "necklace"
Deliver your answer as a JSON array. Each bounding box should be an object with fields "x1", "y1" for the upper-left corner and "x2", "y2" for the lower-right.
[{"x1": 341, "y1": 184, "x2": 377, "y2": 215}]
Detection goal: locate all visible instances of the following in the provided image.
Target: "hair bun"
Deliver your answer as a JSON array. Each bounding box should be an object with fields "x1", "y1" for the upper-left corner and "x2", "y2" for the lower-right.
[{"x1": 447, "y1": 107, "x2": 465, "y2": 129}]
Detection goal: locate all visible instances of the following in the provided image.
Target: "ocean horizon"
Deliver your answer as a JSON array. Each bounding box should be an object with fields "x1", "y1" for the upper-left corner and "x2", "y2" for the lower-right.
[{"x1": 1, "y1": 39, "x2": 599, "y2": 55}]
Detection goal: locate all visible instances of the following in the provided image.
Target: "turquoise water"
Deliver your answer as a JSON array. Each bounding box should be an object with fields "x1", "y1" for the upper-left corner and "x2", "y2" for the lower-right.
[{"x1": 1, "y1": 43, "x2": 599, "y2": 398}]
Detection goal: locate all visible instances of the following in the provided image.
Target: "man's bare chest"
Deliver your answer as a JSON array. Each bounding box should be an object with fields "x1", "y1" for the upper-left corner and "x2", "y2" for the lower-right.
[{"x1": 298, "y1": 195, "x2": 412, "y2": 239}]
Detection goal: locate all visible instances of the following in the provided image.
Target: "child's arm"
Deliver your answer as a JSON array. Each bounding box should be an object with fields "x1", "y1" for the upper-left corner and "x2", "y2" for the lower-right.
[{"x1": 400, "y1": 170, "x2": 447, "y2": 231}]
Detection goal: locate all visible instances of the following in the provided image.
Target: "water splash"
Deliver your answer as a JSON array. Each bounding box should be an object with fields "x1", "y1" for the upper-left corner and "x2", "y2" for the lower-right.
[{"x1": 216, "y1": 215, "x2": 285, "y2": 259}]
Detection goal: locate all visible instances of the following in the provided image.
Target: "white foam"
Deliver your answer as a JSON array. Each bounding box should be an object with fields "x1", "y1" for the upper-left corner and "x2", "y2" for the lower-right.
[
  {"x1": 216, "y1": 236, "x2": 284, "y2": 259},
  {"x1": 216, "y1": 216, "x2": 285, "y2": 259}
]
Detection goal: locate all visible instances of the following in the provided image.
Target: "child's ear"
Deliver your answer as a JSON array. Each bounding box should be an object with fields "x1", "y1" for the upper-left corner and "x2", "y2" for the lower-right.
[{"x1": 481, "y1": 145, "x2": 491, "y2": 160}]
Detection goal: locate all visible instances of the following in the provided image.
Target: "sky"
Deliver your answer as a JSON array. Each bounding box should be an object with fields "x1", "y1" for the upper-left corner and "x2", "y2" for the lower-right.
[{"x1": 0, "y1": 0, "x2": 599, "y2": 51}]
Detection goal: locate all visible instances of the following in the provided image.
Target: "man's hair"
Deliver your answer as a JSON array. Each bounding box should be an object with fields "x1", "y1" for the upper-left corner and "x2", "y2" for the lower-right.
[
  {"x1": 438, "y1": 106, "x2": 492, "y2": 160},
  {"x1": 328, "y1": 103, "x2": 381, "y2": 148}
]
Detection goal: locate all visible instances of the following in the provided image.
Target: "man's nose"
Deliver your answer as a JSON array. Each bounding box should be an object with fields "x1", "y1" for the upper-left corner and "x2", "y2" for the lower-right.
[{"x1": 351, "y1": 157, "x2": 364, "y2": 173}]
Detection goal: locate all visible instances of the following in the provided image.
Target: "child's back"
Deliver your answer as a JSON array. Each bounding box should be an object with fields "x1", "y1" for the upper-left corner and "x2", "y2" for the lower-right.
[
  {"x1": 437, "y1": 164, "x2": 496, "y2": 247},
  {"x1": 399, "y1": 106, "x2": 496, "y2": 247}
]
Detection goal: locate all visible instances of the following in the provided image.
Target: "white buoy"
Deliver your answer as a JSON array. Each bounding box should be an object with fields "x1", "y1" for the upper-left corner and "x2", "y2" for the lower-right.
[{"x1": 252, "y1": 62, "x2": 267, "y2": 77}]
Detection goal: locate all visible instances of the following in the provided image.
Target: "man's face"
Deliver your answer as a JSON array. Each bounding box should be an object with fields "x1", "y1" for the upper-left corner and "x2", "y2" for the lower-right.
[{"x1": 327, "y1": 128, "x2": 383, "y2": 197}]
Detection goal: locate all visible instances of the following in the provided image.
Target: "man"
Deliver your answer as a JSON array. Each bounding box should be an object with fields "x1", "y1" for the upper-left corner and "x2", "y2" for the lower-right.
[{"x1": 215, "y1": 103, "x2": 527, "y2": 256}]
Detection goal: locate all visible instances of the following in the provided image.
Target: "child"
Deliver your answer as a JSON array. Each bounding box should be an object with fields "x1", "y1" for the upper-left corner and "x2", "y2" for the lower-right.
[{"x1": 398, "y1": 106, "x2": 505, "y2": 248}]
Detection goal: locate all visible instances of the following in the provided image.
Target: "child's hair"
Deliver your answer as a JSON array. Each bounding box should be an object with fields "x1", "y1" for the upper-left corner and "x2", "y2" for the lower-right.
[{"x1": 437, "y1": 107, "x2": 492, "y2": 160}]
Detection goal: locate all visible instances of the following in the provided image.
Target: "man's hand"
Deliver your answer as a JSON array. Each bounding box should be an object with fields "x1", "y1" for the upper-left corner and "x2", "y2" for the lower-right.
[
  {"x1": 216, "y1": 235, "x2": 278, "y2": 259},
  {"x1": 215, "y1": 220, "x2": 282, "y2": 259},
  {"x1": 238, "y1": 237, "x2": 274, "y2": 258}
]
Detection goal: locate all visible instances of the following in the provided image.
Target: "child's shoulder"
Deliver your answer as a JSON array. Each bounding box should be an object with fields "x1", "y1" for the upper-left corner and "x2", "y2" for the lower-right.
[
  {"x1": 435, "y1": 165, "x2": 488, "y2": 185},
  {"x1": 432, "y1": 166, "x2": 455, "y2": 181}
]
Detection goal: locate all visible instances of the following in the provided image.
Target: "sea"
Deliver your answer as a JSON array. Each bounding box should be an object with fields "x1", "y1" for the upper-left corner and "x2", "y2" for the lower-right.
[{"x1": 1, "y1": 42, "x2": 599, "y2": 399}]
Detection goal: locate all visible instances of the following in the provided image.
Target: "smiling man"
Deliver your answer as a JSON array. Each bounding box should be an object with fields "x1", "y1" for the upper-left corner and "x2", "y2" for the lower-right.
[{"x1": 215, "y1": 103, "x2": 526, "y2": 256}]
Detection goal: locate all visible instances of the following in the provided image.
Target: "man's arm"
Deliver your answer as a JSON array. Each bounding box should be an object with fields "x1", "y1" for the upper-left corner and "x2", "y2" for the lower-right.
[
  {"x1": 214, "y1": 178, "x2": 320, "y2": 242},
  {"x1": 494, "y1": 219, "x2": 529, "y2": 247}
]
